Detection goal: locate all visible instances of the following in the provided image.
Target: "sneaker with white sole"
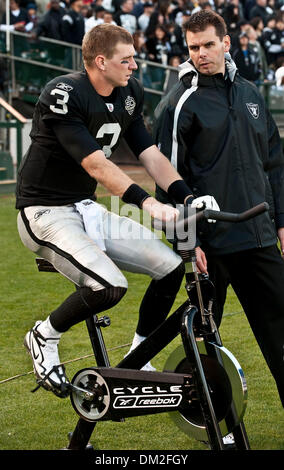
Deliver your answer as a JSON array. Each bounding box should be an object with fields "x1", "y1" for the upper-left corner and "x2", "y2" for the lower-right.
[
  {"x1": 201, "y1": 432, "x2": 236, "y2": 449},
  {"x1": 24, "y1": 321, "x2": 70, "y2": 398},
  {"x1": 223, "y1": 433, "x2": 236, "y2": 449}
]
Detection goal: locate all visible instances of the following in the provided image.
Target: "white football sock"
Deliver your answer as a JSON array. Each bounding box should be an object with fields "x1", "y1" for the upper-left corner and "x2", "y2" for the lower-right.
[
  {"x1": 37, "y1": 316, "x2": 62, "y2": 339},
  {"x1": 129, "y1": 332, "x2": 146, "y2": 351}
]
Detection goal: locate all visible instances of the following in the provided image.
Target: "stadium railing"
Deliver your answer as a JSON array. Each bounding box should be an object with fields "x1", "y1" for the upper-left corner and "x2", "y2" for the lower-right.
[
  {"x1": 0, "y1": 30, "x2": 179, "y2": 125},
  {"x1": 0, "y1": 30, "x2": 283, "y2": 152}
]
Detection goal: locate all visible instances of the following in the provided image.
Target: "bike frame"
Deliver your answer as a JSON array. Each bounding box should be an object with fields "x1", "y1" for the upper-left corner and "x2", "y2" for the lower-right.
[{"x1": 35, "y1": 202, "x2": 268, "y2": 451}]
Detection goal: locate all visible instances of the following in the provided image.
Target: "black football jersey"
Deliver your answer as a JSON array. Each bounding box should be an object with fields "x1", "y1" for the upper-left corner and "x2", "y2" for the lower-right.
[{"x1": 16, "y1": 71, "x2": 153, "y2": 208}]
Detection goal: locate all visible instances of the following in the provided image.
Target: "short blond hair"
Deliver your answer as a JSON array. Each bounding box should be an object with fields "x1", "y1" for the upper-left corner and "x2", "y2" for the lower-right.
[{"x1": 82, "y1": 24, "x2": 134, "y2": 68}]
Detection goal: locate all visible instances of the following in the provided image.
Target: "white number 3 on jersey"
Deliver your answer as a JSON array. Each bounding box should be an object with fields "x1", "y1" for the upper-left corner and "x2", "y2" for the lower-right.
[{"x1": 50, "y1": 88, "x2": 69, "y2": 115}]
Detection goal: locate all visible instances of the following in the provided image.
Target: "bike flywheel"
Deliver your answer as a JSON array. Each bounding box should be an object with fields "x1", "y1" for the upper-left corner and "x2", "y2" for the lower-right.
[{"x1": 164, "y1": 341, "x2": 248, "y2": 441}]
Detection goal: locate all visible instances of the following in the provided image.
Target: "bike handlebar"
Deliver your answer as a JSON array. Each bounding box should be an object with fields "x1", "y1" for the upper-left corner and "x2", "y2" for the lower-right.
[
  {"x1": 152, "y1": 202, "x2": 269, "y2": 232},
  {"x1": 198, "y1": 201, "x2": 268, "y2": 222}
]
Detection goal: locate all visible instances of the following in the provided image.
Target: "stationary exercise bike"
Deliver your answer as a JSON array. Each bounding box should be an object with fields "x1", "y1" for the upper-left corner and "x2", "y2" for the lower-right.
[{"x1": 35, "y1": 202, "x2": 269, "y2": 451}]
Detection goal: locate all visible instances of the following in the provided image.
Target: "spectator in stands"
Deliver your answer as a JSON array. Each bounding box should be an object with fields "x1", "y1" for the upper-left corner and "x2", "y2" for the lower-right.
[
  {"x1": 275, "y1": 56, "x2": 284, "y2": 86},
  {"x1": 146, "y1": 23, "x2": 171, "y2": 64},
  {"x1": 245, "y1": 23, "x2": 268, "y2": 81},
  {"x1": 145, "y1": 0, "x2": 173, "y2": 38},
  {"x1": 229, "y1": 18, "x2": 251, "y2": 49},
  {"x1": 244, "y1": 0, "x2": 256, "y2": 20},
  {"x1": 0, "y1": 0, "x2": 32, "y2": 33},
  {"x1": 170, "y1": 0, "x2": 193, "y2": 26},
  {"x1": 61, "y1": 0, "x2": 85, "y2": 44},
  {"x1": 81, "y1": 4, "x2": 93, "y2": 19},
  {"x1": 114, "y1": 0, "x2": 137, "y2": 34},
  {"x1": 132, "y1": 0, "x2": 150, "y2": 18},
  {"x1": 85, "y1": 5, "x2": 116, "y2": 32},
  {"x1": 137, "y1": 2, "x2": 154, "y2": 32},
  {"x1": 249, "y1": 0, "x2": 270, "y2": 25},
  {"x1": 261, "y1": 14, "x2": 284, "y2": 65},
  {"x1": 267, "y1": 0, "x2": 277, "y2": 16},
  {"x1": 191, "y1": 0, "x2": 215, "y2": 15},
  {"x1": 222, "y1": 0, "x2": 243, "y2": 35},
  {"x1": 167, "y1": 9, "x2": 191, "y2": 61},
  {"x1": 163, "y1": 54, "x2": 180, "y2": 93},
  {"x1": 25, "y1": 3, "x2": 39, "y2": 32},
  {"x1": 259, "y1": 13, "x2": 276, "y2": 51},
  {"x1": 133, "y1": 29, "x2": 149, "y2": 59},
  {"x1": 232, "y1": 30, "x2": 262, "y2": 83},
  {"x1": 132, "y1": 29, "x2": 153, "y2": 87},
  {"x1": 103, "y1": 9, "x2": 116, "y2": 23},
  {"x1": 35, "y1": 0, "x2": 65, "y2": 40},
  {"x1": 213, "y1": 0, "x2": 225, "y2": 17},
  {"x1": 250, "y1": 15, "x2": 265, "y2": 38},
  {"x1": 85, "y1": 4, "x2": 105, "y2": 31}
]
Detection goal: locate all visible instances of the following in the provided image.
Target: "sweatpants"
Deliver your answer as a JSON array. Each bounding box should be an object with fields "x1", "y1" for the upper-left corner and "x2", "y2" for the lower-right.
[
  {"x1": 17, "y1": 204, "x2": 183, "y2": 334},
  {"x1": 206, "y1": 244, "x2": 284, "y2": 407}
]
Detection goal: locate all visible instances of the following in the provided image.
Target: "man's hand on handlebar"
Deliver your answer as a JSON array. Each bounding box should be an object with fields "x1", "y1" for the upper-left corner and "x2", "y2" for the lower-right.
[
  {"x1": 142, "y1": 197, "x2": 180, "y2": 222},
  {"x1": 190, "y1": 195, "x2": 220, "y2": 223}
]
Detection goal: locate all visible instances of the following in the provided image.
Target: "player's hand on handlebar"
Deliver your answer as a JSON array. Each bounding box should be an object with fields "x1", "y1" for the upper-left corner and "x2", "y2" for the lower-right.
[
  {"x1": 190, "y1": 195, "x2": 220, "y2": 223},
  {"x1": 142, "y1": 197, "x2": 180, "y2": 222}
]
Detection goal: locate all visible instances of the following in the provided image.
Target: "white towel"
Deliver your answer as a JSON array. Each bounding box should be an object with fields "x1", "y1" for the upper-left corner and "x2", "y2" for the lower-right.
[{"x1": 75, "y1": 199, "x2": 106, "y2": 251}]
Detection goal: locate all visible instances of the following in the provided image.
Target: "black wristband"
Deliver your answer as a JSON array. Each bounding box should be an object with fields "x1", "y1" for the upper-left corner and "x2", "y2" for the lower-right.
[
  {"x1": 167, "y1": 180, "x2": 194, "y2": 204},
  {"x1": 122, "y1": 184, "x2": 151, "y2": 208}
]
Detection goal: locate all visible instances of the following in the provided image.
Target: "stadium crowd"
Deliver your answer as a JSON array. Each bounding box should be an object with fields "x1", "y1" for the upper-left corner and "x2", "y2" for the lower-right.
[{"x1": 1, "y1": 0, "x2": 284, "y2": 86}]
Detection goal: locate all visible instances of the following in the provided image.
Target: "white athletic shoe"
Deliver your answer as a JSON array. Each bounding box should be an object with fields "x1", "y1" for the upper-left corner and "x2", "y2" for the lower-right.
[
  {"x1": 201, "y1": 432, "x2": 236, "y2": 449},
  {"x1": 24, "y1": 321, "x2": 70, "y2": 398},
  {"x1": 223, "y1": 433, "x2": 236, "y2": 448}
]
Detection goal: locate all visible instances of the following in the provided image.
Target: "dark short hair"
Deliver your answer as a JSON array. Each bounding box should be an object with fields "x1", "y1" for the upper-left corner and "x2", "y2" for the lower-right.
[{"x1": 183, "y1": 10, "x2": 227, "y2": 41}]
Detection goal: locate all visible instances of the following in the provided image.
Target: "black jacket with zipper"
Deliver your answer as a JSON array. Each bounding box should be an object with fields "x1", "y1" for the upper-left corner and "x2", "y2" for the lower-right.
[{"x1": 155, "y1": 55, "x2": 284, "y2": 255}]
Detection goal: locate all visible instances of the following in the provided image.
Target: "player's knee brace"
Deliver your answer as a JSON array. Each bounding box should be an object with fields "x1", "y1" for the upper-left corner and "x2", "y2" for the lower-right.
[
  {"x1": 49, "y1": 285, "x2": 127, "y2": 332},
  {"x1": 79, "y1": 285, "x2": 127, "y2": 315}
]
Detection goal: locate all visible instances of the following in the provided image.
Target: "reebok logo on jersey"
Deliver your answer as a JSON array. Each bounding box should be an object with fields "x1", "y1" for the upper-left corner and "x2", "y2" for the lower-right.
[
  {"x1": 56, "y1": 82, "x2": 73, "y2": 92},
  {"x1": 246, "y1": 103, "x2": 259, "y2": 119},
  {"x1": 125, "y1": 96, "x2": 136, "y2": 115}
]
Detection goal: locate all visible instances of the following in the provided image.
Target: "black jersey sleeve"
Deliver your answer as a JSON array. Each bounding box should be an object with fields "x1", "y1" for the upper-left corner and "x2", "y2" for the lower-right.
[
  {"x1": 123, "y1": 114, "x2": 154, "y2": 157},
  {"x1": 38, "y1": 78, "x2": 101, "y2": 163},
  {"x1": 51, "y1": 119, "x2": 102, "y2": 163}
]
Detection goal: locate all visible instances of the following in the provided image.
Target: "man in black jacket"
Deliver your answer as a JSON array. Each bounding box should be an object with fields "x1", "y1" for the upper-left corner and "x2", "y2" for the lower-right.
[
  {"x1": 35, "y1": 0, "x2": 65, "y2": 40},
  {"x1": 0, "y1": 0, "x2": 30, "y2": 32},
  {"x1": 249, "y1": 0, "x2": 270, "y2": 25},
  {"x1": 155, "y1": 10, "x2": 284, "y2": 414},
  {"x1": 61, "y1": 0, "x2": 85, "y2": 45}
]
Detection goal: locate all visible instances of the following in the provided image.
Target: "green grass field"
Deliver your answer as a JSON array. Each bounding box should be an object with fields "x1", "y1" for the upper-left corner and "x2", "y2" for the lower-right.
[{"x1": 0, "y1": 192, "x2": 284, "y2": 451}]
